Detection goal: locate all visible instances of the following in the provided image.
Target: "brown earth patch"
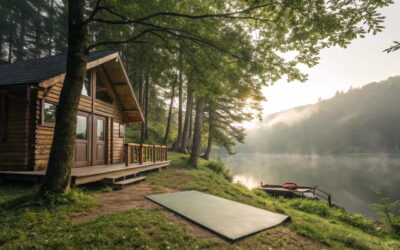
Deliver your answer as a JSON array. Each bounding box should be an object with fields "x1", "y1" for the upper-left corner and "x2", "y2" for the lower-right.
[
  {"x1": 73, "y1": 181, "x2": 216, "y2": 238},
  {"x1": 72, "y1": 177, "x2": 328, "y2": 249}
]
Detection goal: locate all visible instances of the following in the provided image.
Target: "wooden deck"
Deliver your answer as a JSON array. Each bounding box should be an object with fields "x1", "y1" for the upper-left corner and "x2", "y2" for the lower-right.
[{"x1": 0, "y1": 160, "x2": 170, "y2": 185}]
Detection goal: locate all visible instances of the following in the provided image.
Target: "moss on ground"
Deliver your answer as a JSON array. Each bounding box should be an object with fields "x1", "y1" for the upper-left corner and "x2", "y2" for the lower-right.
[{"x1": 0, "y1": 152, "x2": 399, "y2": 249}]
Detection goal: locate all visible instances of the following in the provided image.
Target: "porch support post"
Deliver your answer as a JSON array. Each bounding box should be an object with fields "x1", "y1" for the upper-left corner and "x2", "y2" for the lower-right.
[{"x1": 124, "y1": 144, "x2": 132, "y2": 167}]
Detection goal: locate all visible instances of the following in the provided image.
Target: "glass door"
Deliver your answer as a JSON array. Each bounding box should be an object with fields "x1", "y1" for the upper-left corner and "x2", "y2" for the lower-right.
[
  {"x1": 74, "y1": 113, "x2": 91, "y2": 167},
  {"x1": 92, "y1": 115, "x2": 106, "y2": 165}
]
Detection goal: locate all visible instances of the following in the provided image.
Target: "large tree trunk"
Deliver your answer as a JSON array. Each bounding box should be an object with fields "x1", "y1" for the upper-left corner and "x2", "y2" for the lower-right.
[
  {"x1": 144, "y1": 66, "x2": 150, "y2": 141},
  {"x1": 180, "y1": 87, "x2": 193, "y2": 153},
  {"x1": 163, "y1": 79, "x2": 176, "y2": 145},
  {"x1": 202, "y1": 103, "x2": 214, "y2": 160},
  {"x1": 40, "y1": 0, "x2": 87, "y2": 195},
  {"x1": 173, "y1": 48, "x2": 183, "y2": 151},
  {"x1": 187, "y1": 102, "x2": 194, "y2": 151},
  {"x1": 188, "y1": 96, "x2": 205, "y2": 167}
]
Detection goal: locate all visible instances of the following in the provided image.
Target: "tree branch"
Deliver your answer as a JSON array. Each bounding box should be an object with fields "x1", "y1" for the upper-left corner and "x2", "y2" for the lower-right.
[
  {"x1": 88, "y1": 2, "x2": 277, "y2": 25},
  {"x1": 83, "y1": 0, "x2": 102, "y2": 24},
  {"x1": 86, "y1": 29, "x2": 154, "y2": 51}
]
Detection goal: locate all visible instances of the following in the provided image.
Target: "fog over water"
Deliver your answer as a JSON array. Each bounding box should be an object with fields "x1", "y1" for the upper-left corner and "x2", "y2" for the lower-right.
[{"x1": 216, "y1": 153, "x2": 400, "y2": 218}]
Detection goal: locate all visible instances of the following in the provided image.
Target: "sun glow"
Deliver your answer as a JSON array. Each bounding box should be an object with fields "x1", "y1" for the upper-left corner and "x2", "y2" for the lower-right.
[{"x1": 232, "y1": 174, "x2": 260, "y2": 190}]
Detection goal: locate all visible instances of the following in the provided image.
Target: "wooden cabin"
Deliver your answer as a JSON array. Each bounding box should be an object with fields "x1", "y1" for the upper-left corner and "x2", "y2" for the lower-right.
[{"x1": 0, "y1": 51, "x2": 168, "y2": 185}]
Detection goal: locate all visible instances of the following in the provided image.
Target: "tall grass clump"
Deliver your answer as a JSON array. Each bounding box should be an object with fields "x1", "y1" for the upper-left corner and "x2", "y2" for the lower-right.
[
  {"x1": 204, "y1": 159, "x2": 232, "y2": 181},
  {"x1": 289, "y1": 198, "x2": 377, "y2": 234}
]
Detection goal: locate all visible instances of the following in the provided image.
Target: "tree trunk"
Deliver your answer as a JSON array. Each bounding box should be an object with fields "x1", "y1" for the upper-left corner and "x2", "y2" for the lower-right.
[
  {"x1": 8, "y1": 18, "x2": 14, "y2": 63},
  {"x1": 163, "y1": 78, "x2": 176, "y2": 145},
  {"x1": 16, "y1": 14, "x2": 26, "y2": 62},
  {"x1": 48, "y1": 0, "x2": 55, "y2": 56},
  {"x1": 138, "y1": 60, "x2": 145, "y2": 143},
  {"x1": 202, "y1": 103, "x2": 214, "y2": 160},
  {"x1": 188, "y1": 96, "x2": 205, "y2": 167},
  {"x1": 181, "y1": 87, "x2": 193, "y2": 153},
  {"x1": 144, "y1": 66, "x2": 150, "y2": 141},
  {"x1": 40, "y1": 0, "x2": 87, "y2": 195},
  {"x1": 173, "y1": 48, "x2": 183, "y2": 151},
  {"x1": 187, "y1": 102, "x2": 194, "y2": 150}
]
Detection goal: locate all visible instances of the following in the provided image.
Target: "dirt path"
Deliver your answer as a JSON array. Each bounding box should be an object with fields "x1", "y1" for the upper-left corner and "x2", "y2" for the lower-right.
[
  {"x1": 73, "y1": 180, "x2": 327, "y2": 249},
  {"x1": 74, "y1": 182, "x2": 216, "y2": 238}
]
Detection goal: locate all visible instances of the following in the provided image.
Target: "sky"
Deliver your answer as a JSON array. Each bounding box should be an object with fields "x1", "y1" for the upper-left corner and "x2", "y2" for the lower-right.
[{"x1": 257, "y1": 1, "x2": 400, "y2": 119}]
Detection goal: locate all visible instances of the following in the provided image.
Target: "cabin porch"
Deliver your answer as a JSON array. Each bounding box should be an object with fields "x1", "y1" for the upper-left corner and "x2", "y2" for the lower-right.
[{"x1": 0, "y1": 144, "x2": 170, "y2": 186}]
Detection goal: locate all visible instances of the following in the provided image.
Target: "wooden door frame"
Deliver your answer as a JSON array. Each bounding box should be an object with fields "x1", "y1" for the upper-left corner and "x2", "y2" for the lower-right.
[
  {"x1": 74, "y1": 111, "x2": 92, "y2": 168},
  {"x1": 91, "y1": 114, "x2": 108, "y2": 166}
]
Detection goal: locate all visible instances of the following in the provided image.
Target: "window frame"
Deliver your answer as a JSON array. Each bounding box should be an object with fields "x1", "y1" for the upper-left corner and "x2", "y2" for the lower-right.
[
  {"x1": 41, "y1": 100, "x2": 57, "y2": 127},
  {"x1": 81, "y1": 70, "x2": 92, "y2": 97},
  {"x1": 119, "y1": 123, "x2": 125, "y2": 138},
  {"x1": 76, "y1": 113, "x2": 89, "y2": 141},
  {"x1": 0, "y1": 91, "x2": 8, "y2": 143}
]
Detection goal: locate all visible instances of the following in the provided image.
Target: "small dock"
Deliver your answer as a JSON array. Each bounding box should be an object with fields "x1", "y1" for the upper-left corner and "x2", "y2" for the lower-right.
[{"x1": 259, "y1": 183, "x2": 334, "y2": 207}]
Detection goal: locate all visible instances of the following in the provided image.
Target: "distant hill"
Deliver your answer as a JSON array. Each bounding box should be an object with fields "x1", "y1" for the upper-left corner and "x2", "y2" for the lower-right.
[{"x1": 239, "y1": 76, "x2": 400, "y2": 154}]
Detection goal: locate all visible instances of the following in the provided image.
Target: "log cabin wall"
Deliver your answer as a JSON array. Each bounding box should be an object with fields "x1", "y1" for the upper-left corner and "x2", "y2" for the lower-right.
[
  {"x1": 33, "y1": 66, "x2": 126, "y2": 170},
  {"x1": 0, "y1": 86, "x2": 34, "y2": 171}
]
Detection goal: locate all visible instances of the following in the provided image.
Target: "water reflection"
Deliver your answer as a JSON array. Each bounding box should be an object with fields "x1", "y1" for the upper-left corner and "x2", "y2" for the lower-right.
[{"x1": 217, "y1": 153, "x2": 400, "y2": 218}]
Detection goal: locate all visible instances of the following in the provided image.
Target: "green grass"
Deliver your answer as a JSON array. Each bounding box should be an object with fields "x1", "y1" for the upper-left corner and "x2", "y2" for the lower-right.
[
  {"x1": 0, "y1": 152, "x2": 399, "y2": 249},
  {"x1": 146, "y1": 152, "x2": 400, "y2": 250}
]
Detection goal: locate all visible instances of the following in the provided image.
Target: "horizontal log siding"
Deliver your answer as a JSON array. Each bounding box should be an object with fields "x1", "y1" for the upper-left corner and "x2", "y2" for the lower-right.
[
  {"x1": 0, "y1": 88, "x2": 32, "y2": 170},
  {"x1": 33, "y1": 70, "x2": 125, "y2": 170}
]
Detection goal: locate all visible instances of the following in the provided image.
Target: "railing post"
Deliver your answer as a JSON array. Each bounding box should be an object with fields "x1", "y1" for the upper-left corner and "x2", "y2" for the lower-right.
[
  {"x1": 139, "y1": 144, "x2": 143, "y2": 164},
  {"x1": 124, "y1": 144, "x2": 129, "y2": 167},
  {"x1": 153, "y1": 145, "x2": 156, "y2": 162}
]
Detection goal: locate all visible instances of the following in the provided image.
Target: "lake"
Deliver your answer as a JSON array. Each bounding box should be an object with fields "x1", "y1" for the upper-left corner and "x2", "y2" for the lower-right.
[{"x1": 215, "y1": 153, "x2": 400, "y2": 218}]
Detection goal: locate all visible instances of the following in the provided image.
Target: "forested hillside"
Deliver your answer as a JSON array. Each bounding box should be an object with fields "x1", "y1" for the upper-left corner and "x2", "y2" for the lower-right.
[{"x1": 240, "y1": 76, "x2": 400, "y2": 154}]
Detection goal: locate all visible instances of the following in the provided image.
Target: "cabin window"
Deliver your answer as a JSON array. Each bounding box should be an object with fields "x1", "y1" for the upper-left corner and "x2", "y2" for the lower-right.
[
  {"x1": 76, "y1": 115, "x2": 88, "y2": 140},
  {"x1": 97, "y1": 119, "x2": 105, "y2": 141},
  {"x1": 119, "y1": 123, "x2": 125, "y2": 138},
  {"x1": 42, "y1": 101, "x2": 57, "y2": 126},
  {"x1": 0, "y1": 92, "x2": 8, "y2": 143},
  {"x1": 82, "y1": 71, "x2": 91, "y2": 96},
  {"x1": 96, "y1": 73, "x2": 113, "y2": 104}
]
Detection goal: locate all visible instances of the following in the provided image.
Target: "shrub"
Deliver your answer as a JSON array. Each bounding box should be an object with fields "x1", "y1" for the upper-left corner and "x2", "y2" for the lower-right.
[
  {"x1": 335, "y1": 212, "x2": 375, "y2": 233},
  {"x1": 374, "y1": 192, "x2": 400, "y2": 235},
  {"x1": 290, "y1": 199, "x2": 331, "y2": 217}
]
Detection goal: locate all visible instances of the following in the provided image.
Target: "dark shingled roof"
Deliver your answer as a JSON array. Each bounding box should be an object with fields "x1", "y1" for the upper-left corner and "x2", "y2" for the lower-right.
[{"x1": 0, "y1": 50, "x2": 117, "y2": 86}]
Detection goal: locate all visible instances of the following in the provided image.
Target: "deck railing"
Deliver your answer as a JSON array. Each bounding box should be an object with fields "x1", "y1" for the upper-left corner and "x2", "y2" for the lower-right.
[{"x1": 124, "y1": 143, "x2": 168, "y2": 166}]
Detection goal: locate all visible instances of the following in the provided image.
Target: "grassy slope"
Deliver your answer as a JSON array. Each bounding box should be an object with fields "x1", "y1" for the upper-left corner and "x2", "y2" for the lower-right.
[{"x1": 0, "y1": 152, "x2": 399, "y2": 249}]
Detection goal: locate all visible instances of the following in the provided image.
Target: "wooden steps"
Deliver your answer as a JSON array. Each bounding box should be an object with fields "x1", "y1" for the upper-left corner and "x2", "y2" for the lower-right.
[
  {"x1": 112, "y1": 176, "x2": 146, "y2": 189},
  {"x1": 101, "y1": 171, "x2": 146, "y2": 189}
]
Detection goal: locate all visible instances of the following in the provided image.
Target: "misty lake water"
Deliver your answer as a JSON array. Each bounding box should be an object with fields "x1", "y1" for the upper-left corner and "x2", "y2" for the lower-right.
[{"x1": 215, "y1": 153, "x2": 400, "y2": 218}]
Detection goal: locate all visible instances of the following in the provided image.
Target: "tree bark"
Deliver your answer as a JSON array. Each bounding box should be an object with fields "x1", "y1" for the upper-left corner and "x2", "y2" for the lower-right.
[
  {"x1": 187, "y1": 102, "x2": 194, "y2": 150},
  {"x1": 188, "y1": 96, "x2": 205, "y2": 167},
  {"x1": 202, "y1": 103, "x2": 214, "y2": 160},
  {"x1": 40, "y1": 0, "x2": 87, "y2": 195},
  {"x1": 16, "y1": 13, "x2": 26, "y2": 62},
  {"x1": 163, "y1": 78, "x2": 176, "y2": 145},
  {"x1": 144, "y1": 65, "x2": 150, "y2": 141},
  {"x1": 180, "y1": 87, "x2": 193, "y2": 153},
  {"x1": 173, "y1": 47, "x2": 183, "y2": 151}
]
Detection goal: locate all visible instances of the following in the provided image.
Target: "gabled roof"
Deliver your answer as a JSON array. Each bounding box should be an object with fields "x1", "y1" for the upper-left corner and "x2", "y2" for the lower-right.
[
  {"x1": 0, "y1": 50, "x2": 144, "y2": 124},
  {"x1": 0, "y1": 50, "x2": 116, "y2": 86}
]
